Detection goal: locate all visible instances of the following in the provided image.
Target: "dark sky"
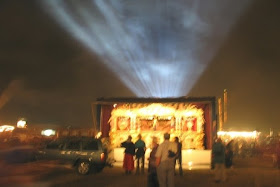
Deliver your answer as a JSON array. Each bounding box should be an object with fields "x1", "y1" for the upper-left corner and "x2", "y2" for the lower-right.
[{"x1": 0, "y1": 0, "x2": 279, "y2": 132}]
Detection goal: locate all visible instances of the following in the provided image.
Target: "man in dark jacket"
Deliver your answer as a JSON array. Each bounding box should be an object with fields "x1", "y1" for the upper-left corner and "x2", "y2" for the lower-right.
[
  {"x1": 225, "y1": 140, "x2": 234, "y2": 168},
  {"x1": 212, "y1": 137, "x2": 226, "y2": 183},
  {"x1": 147, "y1": 136, "x2": 159, "y2": 187},
  {"x1": 135, "y1": 134, "x2": 146, "y2": 174},
  {"x1": 174, "y1": 137, "x2": 183, "y2": 176}
]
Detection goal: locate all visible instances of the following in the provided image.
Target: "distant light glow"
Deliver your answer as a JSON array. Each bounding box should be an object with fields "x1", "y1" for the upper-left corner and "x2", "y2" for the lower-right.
[
  {"x1": 188, "y1": 161, "x2": 193, "y2": 170},
  {"x1": 187, "y1": 149, "x2": 193, "y2": 153},
  {"x1": 95, "y1": 131, "x2": 102, "y2": 139},
  {"x1": 218, "y1": 131, "x2": 260, "y2": 139},
  {"x1": 41, "y1": 1, "x2": 251, "y2": 97},
  {"x1": 17, "y1": 120, "x2": 27, "y2": 128},
  {"x1": 41, "y1": 129, "x2": 56, "y2": 136},
  {"x1": 0, "y1": 125, "x2": 15, "y2": 132}
]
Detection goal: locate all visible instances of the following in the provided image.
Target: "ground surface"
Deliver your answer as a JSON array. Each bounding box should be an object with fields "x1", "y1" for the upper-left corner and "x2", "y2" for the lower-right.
[{"x1": 0, "y1": 157, "x2": 279, "y2": 187}]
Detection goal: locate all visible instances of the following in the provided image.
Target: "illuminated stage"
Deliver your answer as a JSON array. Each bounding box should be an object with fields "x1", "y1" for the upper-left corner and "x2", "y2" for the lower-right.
[
  {"x1": 113, "y1": 148, "x2": 211, "y2": 169},
  {"x1": 92, "y1": 97, "x2": 217, "y2": 167}
]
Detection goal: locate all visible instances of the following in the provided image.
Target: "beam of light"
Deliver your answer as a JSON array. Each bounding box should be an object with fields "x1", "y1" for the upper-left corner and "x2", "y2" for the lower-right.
[{"x1": 41, "y1": 0, "x2": 251, "y2": 97}]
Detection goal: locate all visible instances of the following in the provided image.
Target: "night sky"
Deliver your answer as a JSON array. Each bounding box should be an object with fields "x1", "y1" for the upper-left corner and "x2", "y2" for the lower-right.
[{"x1": 0, "y1": 0, "x2": 279, "y2": 132}]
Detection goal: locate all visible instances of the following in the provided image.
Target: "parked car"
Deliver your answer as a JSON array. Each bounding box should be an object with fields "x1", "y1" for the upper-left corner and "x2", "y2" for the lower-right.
[{"x1": 37, "y1": 137, "x2": 107, "y2": 175}]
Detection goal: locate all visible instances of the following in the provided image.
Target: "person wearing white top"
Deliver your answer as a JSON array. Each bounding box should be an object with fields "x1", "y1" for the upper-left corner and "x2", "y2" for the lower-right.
[{"x1": 155, "y1": 133, "x2": 177, "y2": 187}]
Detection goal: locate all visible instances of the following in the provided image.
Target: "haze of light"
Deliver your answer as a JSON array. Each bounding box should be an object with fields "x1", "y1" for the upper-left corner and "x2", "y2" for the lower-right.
[{"x1": 42, "y1": 0, "x2": 250, "y2": 97}]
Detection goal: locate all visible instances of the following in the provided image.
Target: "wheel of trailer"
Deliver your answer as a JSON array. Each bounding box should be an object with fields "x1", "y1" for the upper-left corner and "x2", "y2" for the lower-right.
[{"x1": 76, "y1": 160, "x2": 91, "y2": 175}]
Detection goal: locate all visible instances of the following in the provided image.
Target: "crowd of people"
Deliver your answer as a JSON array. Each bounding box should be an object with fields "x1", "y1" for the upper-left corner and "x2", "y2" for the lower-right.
[
  {"x1": 120, "y1": 133, "x2": 280, "y2": 186},
  {"x1": 211, "y1": 136, "x2": 280, "y2": 182},
  {"x1": 121, "y1": 133, "x2": 181, "y2": 187}
]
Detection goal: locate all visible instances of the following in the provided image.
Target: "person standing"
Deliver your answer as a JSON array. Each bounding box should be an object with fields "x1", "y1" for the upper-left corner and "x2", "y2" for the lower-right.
[
  {"x1": 155, "y1": 133, "x2": 177, "y2": 187},
  {"x1": 275, "y1": 139, "x2": 280, "y2": 169},
  {"x1": 225, "y1": 140, "x2": 234, "y2": 168},
  {"x1": 135, "y1": 134, "x2": 146, "y2": 174},
  {"x1": 121, "y1": 135, "x2": 135, "y2": 175},
  {"x1": 147, "y1": 137, "x2": 159, "y2": 187},
  {"x1": 212, "y1": 137, "x2": 226, "y2": 183},
  {"x1": 174, "y1": 137, "x2": 183, "y2": 176}
]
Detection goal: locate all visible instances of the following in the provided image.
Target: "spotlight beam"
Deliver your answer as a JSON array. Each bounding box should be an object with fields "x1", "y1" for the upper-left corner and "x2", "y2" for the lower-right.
[{"x1": 42, "y1": 0, "x2": 251, "y2": 97}]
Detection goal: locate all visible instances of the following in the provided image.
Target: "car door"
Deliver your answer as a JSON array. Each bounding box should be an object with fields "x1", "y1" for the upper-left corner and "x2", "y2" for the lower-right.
[
  {"x1": 62, "y1": 140, "x2": 81, "y2": 163},
  {"x1": 81, "y1": 139, "x2": 105, "y2": 163}
]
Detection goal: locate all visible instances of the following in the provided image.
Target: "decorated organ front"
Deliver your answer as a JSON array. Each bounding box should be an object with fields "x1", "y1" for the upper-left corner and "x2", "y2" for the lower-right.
[{"x1": 109, "y1": 103, "x2": 205, "y2": 150}]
